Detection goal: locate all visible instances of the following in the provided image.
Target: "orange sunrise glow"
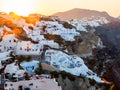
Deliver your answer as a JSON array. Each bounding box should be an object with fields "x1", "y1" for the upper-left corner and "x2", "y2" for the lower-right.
[
  {"x1": 0, "y1": 0, "x2": 36, "y2": 16},
  {"x1": 0, "y1": 0, "x2": 120, "y2": 17}
]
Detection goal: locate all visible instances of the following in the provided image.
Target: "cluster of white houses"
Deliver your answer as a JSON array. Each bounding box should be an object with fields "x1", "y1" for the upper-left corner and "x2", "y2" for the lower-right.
[
  {"x1": 0, "y1": 34, "x2": 59, "y2": 55},
  {"x1": 36, "y1": 21, "x2": 80, "y2": 41},
  {"x1": 44, "y1": 49, "x2": 104, "y2": 83}
]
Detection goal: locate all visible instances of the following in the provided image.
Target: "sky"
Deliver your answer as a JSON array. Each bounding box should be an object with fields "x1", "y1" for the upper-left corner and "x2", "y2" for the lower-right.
[{"x1": 0, "y1": 0, "x2": 120, "y2": 17}]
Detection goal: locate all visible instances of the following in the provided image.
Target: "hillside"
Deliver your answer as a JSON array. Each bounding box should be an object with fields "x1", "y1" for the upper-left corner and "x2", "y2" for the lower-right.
[
  {"x1": 53, "y1": 8, "x2": 116, "y2": 21},
  {"x1": 0, "y1": 12, "x2": 116, "y2": 90}
]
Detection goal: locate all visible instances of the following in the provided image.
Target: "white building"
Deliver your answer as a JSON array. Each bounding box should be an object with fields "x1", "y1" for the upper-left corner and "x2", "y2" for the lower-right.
[
  {"x1": 20, "y1": 60, "x2": 39, "y2": 73},
  {"x1": 4, "y1": 62, "x2": 25, "y2": 78},
  {"x1": 4, "y1": 78, "x2": 62, "y2": 90},
  {"x1": 0, "y1": 51, "x2": 11, "y2": 69},
  {"x1": 15, "y1": 41, "x2": 43, "y2": 55},
  {"x1": 0, "y1": 34, "x2": 18, "y2": 52}
]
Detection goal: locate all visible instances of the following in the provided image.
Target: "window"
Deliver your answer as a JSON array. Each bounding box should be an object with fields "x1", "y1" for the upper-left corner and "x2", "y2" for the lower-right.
[
  {"x1": 14, "y1": 40, "x2": 16, "y2": 42},
  {"x1": 10, "y1": 47, "x2": 12, "y2": 49},
  {"x1": 29, "y1": 83, "x2": 33, "y2": 86},
  {"x1": 40, "y1": 49, "x2": 42, "y2": 51},
  {"x1": 20, "y1": 47, "x2": 22, "y2": 50},
  {"x1": 5, "y1": 84, "x2": 7, "y2": 87},
  {"x1": 10, "y1": 84, "x2": 13, "y2": 86}
]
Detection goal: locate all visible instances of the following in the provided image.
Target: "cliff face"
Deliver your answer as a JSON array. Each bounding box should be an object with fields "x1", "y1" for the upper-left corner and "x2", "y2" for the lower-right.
[
  {"x1": 67, "y1": 29, "x2": 103, "y2": 58},
  {"x1": 57, "y1": 75, "x2": 106, "y2": 90},
  {"x1": 95, "y1": 21, "x2": 120, "y2": 54}
]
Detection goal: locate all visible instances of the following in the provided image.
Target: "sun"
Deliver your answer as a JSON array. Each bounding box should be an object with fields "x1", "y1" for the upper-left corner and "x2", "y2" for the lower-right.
[{"x1": 1, "y1": 0, "x2": 36, "y2": 16}]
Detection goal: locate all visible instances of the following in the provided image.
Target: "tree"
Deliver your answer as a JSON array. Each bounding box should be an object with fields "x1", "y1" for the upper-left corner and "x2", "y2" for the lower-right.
[
  {"x1": 44, "y1": 34, "x2": 64, "y2": 44},
  {"x1": 61, "y1": 21, "x2": 74, "y2": 29},
  {"x1": 25, "y1": 56, "x2": 31, "y2": 62},
  {"x1": 24, "y1": 72, "x2": 30, "y2": 80},
  {"x1": 35, "y1": 63, "x2": 43, "y2": 75},
  {"x1": 50, "y1": 71, "x2": 59, "y2": 78}
]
